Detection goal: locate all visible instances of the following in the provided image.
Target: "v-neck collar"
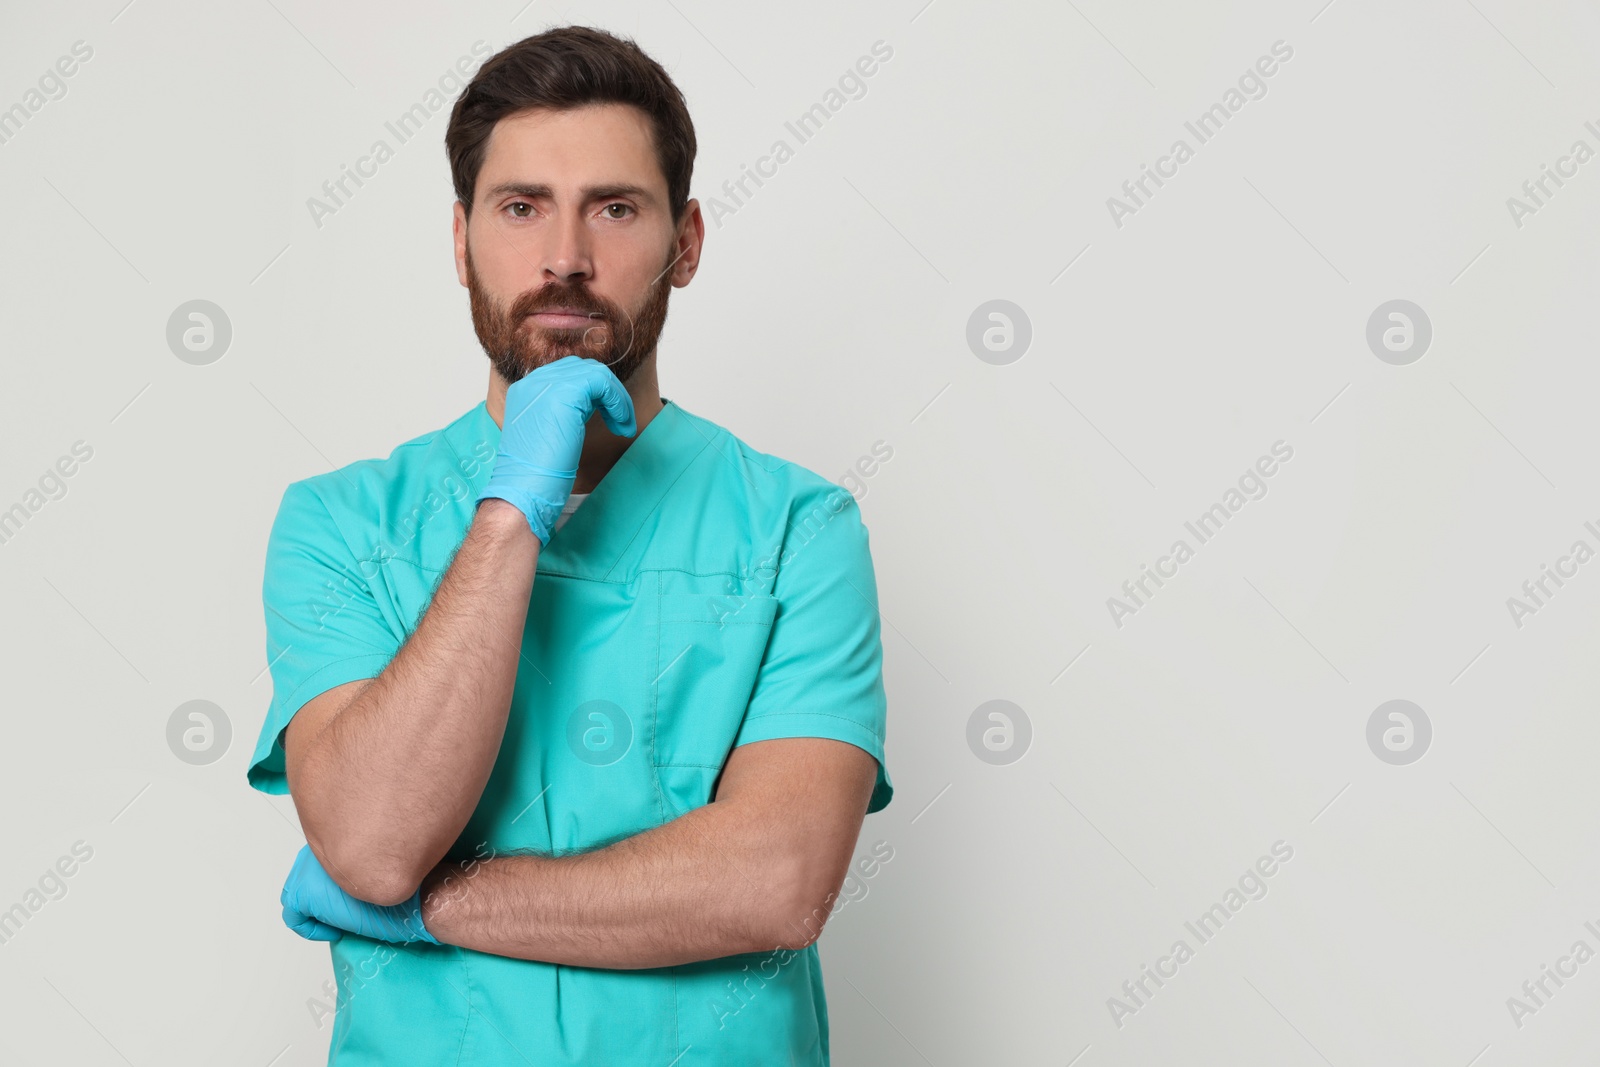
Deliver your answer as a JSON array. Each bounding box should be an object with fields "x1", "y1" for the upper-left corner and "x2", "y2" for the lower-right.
[{"x1": 446, "y1": 395, "x2": 711, "y2": 583}]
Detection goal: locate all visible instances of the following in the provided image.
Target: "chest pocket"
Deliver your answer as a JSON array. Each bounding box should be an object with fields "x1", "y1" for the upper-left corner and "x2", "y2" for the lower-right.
[{"x1": 651, "y1": 590, "x2": 779, "y2": 817}]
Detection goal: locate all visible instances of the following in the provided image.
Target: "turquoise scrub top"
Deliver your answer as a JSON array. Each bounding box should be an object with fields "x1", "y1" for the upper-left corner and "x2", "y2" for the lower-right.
[{"x1": 247, "y1": 396, "x2": 894, "y2": 1066}]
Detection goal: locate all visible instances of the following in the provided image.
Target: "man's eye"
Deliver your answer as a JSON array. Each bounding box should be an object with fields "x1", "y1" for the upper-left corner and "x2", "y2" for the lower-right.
[
  {"x1": 508, "y1": 202, "x2": 532, "y2": 218},
  {"x1": 603, "y1": 203, "x2": 632, "y2": 219}
]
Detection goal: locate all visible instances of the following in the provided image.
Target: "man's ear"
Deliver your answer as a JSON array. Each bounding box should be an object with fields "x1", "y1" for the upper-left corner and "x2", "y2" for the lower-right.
[
  {"x1": 452, "y1": 201, "x2": 470, "y2": 288},
  {"x1": 670, "y1": 199, "x2": 705, "y2": 288}
]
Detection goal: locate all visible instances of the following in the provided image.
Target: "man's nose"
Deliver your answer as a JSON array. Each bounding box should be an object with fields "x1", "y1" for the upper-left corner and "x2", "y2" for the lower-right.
[{"x1": 542, "y1": 211, "x2": 593, "y2": 283}]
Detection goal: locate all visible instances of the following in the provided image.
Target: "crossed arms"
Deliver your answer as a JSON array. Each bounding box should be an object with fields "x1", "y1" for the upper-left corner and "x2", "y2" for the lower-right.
[{"x1": 283, "y1": 499, "x2": 877, "y2": 969}]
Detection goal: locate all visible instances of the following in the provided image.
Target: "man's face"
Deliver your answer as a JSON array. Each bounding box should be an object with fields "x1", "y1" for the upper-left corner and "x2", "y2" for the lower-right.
[{"x1": 454, "y1": 103, "x2": 700, "y2": 385}]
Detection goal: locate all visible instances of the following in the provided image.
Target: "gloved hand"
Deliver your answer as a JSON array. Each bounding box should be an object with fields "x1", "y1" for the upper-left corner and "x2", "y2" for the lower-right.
[
  {"x1": 477, "y1": 355, "x2": 637, "y2": 544},
  {"x1": 280, "y1": 844, "x2": 439, "y2": 945}
]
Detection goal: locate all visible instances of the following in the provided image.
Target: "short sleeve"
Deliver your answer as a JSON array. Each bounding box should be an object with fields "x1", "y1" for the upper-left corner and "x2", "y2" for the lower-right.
[
  {"x1": 247, "y1": 481, "x2": 403, "y2": 795},
  {"x1": 733, "y1": 483, "x2": 894, "y2": 813}
]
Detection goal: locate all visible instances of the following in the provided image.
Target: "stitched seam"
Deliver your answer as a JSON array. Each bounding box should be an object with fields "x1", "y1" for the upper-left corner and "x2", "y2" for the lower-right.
[
  {"x1": 519, "y1": 570, "x2": 630, "y2": 584},
  {"x1": 274, "y1": 654, "x2": 393, "y2": 717},
  {"x1": 452, "y1": 948, "x2": 473, "y2": 1066},
  {"x1": 659, "y1": 617, "x2": 775, "y2": 625},
  {"x1": 598, "y1": 420, "x2": 715, "y2": 583},
  {"x1": 358, "y1": 553, "x2": 435, "y2": 571},
  {"x1": 669, "y1": 964, "x2": 682, "y2": 1067},
  {"x1": 740, "y1": 710, "x2": 887, "y2": 742},
  {"x1": 648, "y1": 570, "x2": 668, "y2": 827},
  {"x1": 303, "y1": 485, "x2": 370, "y2": 586}
]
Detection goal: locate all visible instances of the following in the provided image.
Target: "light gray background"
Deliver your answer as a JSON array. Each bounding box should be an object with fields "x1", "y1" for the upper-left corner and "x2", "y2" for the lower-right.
[{"x1": 2, "y1": 0, "x2": 1598, "y2": 1063}]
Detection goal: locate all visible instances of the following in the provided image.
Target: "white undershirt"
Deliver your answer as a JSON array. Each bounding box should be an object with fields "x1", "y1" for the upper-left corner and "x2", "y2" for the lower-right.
[{"x1": 554, "y1": 492, "x2": 590, "y2": 533}]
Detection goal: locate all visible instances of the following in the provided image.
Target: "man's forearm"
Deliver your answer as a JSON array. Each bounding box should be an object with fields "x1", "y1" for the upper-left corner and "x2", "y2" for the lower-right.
[
  {"x1": 292, "y1": 499, "x2": 537, "y2": 903},
  {"x1": 417, "y1": 800, "x2": 811, "y2": 969}
]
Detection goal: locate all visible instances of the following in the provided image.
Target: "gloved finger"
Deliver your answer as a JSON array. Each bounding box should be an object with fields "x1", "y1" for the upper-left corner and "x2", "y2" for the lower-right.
[
  {"x1": 283, "y1": 904, "x2": 344, "y2": 942},
  {"x1": 282, "y1": 843, "x2": 322, "y2": 900},
  {"x1": 583, "y1": 363, "x2": 637, "y2": 438}
]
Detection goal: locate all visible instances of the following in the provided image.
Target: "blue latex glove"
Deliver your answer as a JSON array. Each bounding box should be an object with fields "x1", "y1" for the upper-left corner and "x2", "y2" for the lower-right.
[
  {"x1": 280, "y1": 844, "x2": 439, "y2": 945},
  {"x1": 478, "y1": 355, "x2": 637, "y2": 544}
]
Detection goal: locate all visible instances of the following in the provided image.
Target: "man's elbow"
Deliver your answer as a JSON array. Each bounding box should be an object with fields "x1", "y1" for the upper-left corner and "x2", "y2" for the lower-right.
[
  {"x1": 358, "y1": 871, "x2": 426, "y2": 909},
  {"x1": 290, "y1": 792, "x2": 431, "y2": 904},
  {"x1": 756, "y1": 871, "x2": 839, "y2": 953},
  {"x1": 305, "y1": 834, "x2": 425, "y2": 907}
]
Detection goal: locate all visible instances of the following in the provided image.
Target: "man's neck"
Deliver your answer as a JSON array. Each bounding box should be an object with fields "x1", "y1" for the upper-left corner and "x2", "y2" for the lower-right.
[{"x1": 485, "y1": 361, "x2": 665, "y2": 494}]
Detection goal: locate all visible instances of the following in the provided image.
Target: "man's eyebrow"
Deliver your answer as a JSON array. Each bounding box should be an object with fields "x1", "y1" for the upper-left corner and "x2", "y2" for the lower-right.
[{"x1": 483, "y1": 181, "x2": 658, "y2": 204}]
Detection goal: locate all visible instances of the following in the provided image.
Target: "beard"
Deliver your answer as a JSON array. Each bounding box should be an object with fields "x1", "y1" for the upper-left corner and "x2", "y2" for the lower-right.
[{"x1": 466, "y1": 245, "x2": 675, "y2": 386}]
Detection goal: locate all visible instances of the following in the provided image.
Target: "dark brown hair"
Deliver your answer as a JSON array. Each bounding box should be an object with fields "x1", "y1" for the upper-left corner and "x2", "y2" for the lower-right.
[{"x1": 445, "y1": 26, "x2": 697, "y2": 221}]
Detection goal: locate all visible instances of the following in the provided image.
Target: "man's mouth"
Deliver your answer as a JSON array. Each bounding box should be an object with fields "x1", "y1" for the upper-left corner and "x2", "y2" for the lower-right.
[{"x1": 527, "y1": 307, "x2": 602, "y2": 330}]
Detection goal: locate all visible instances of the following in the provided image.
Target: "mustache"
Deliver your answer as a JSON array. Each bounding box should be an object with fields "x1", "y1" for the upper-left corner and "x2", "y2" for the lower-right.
[{"x1": 509, "y1": 283, "x2": 611, "y2": 323}]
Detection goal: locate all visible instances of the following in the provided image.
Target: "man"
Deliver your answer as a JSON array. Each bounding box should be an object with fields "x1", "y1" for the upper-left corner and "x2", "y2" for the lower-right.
[{"x1": 246, "y1": 24, "x2": 894, "y2": 1066}]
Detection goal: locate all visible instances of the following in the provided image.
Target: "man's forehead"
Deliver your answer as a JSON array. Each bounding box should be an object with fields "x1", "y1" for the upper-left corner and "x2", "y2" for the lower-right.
[{"x1": 478, "y1": 103, "x2": 663, "y2": 191}]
